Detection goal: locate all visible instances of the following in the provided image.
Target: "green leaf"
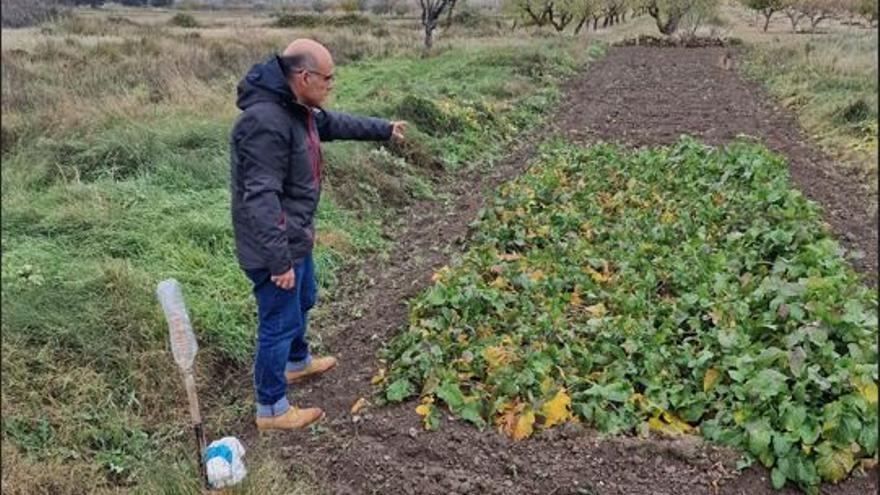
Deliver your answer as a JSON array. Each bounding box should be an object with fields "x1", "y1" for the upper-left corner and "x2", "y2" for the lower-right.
[
  {"x1": 781, "y1": 404, "x2": 807, "y2": 432},
  {"x1": 859, "y1": 422, "x2": 877, "y2": 455},
  {"x1": 436, "y1": 381, "x2": 465, "y2": 410},
  {"x1": 835, "y1": 414, "x2": 862, "y2": 445},
  {"x1": 787, "y1": 346, "x2": 807, "y2": 377},
  {"x1": 798, "y1": 422, "x2": 821, "y2": 445},
  {"x1": 745, "y1": 419, "x2": 772, "y2": 457},
  {"x1": 602, "y1": 381, "x2": 633, "y2": 403},
  {"x1": 424, "y1": 404, "x2": 442, "y2": 430},
  {"x1": 459, "y1": 401, "x2": 486, "y2": 428},
  {"x1": 585, "y1": 381, "x2": 632, "y2": 403},
  {"x1": 385, "y1": 378, "x2": 414, "y2": 402},
  {"x1": 771, "y1": 467, "x2": 787, "y2": 489},
  {"x1": 425, "y1": 288, "x2": 446, "y2": 306},
  {"x1": 772, "y1": 432, "x2": 794, "y2": 457},
  {"x1": 717, "y1": 328, "x2": 737, "y2": 348},
  {"x1": 745, "y1": 369, "x2": 788, "y2": 400}
]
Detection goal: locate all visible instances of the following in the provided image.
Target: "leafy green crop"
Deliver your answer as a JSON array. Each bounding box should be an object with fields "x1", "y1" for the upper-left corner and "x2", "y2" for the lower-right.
[{"x1": 381, "y1": 137, "x2": 878, "y2": 492}]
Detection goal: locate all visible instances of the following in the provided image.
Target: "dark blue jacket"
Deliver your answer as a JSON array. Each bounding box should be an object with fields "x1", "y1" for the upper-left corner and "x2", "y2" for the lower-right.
[{"x1": 230, "y1": 55, "x2": 392, "y2": 274}]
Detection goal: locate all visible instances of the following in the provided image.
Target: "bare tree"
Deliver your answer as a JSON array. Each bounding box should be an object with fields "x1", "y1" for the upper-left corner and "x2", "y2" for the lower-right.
[
  {"x1": 859, "y1": 0, "x2": 879, "y2": 25},
  {"x1": 547, "y1": 0, "x2": 576, "y2": 30},
  {"x1": 443, "y1": 0, "x2": 458, "y2": 27},
  {"x1": 800, "y1": 0, "x2": 837, "y2": 29},
  {"x1": 679, "y1": 0, "x2": 719, "y2": 37},
  {"x1": 572, "y1": 0, "x2": 598, "y2": 33},
  {"x1": 741, "y1": 0, "x2": 785, "y2": 31},
  {"x1": 419, "y1": 0, "x2": 455, "y2": 52},
  {"x1": 644, "y1": 0, "x2": 689, "y2": 34},
  {"x1": 782, "y1": 0, "x2": 807, "y2": 30},
  {"x1": 509, "y1": 0, "x2": 555, "y2": 26}
]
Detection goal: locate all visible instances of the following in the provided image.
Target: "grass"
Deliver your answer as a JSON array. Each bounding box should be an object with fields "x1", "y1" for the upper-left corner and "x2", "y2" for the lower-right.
[
  {"x1": 741, "y1": 30, "x2": 878, "y2": 184},
  {"x1": 0, "y1": 7, "x2": 596, "y2": 493}
]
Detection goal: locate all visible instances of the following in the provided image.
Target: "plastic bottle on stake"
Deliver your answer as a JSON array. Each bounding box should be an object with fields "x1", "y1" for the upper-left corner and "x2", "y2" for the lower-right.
[
  {"x1": 157, "y1": 279, "x2": 198, "y2": 371},
  {"x1": 156, "y1": 278, "x2": 207, "y2": 486}
]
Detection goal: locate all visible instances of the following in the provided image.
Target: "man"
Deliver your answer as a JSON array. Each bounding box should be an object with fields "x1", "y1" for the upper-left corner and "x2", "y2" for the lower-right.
[{"x1": 230, "y1": 39, "x2": 405, "y2": 430}]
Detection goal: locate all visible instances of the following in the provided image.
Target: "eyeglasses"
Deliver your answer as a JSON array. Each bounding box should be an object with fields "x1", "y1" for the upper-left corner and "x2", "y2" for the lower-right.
[{"x1": 298, "y1": 69, "x2": 334, "y2": 83}]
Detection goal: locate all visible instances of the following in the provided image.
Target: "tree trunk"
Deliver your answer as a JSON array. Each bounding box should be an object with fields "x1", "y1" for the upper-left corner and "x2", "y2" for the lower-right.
[
  {"x1": 648, "y1": 1, "x2": 681, "y2": 36},
  {"x1": 763, "y1": 11, "x2": 773, "y2": 31},
  {"x1": 574, "y1": 15, "x2": 587, "y2": 34},
  {"x1": 444, "y1": 0, "x2": 457, "y2": 27},
  {"x1": 523, "y1": 5, "x2": 547, "y2": 26},
  {"x1": 423, "y1": 23, "x2": 434, "y2": 53},
  {"x1": 659, "y1": 14, "x2": 680, "y2": 35},
  {"x1": 548, "y1": 9, "x2": 573, "y2": 31},
  {"x1": 782, "y1": 7, "x2": 807, "y2": 32},
  {"x1": 593, "y1": 17, "x2": 598, "y2": 29}
]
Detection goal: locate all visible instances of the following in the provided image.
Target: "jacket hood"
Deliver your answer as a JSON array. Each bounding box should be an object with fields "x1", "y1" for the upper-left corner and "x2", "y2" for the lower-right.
[{"x1": 236, "y1": 55, "x2": 296, "y2": 110}]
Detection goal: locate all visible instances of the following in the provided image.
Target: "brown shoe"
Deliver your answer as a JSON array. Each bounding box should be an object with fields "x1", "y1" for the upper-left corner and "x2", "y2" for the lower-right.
[
  {"x1": 286, "y1": 356, "x2": 337, "y2": 384},
  {"x1": 255, "y1": 406, "x2": 324, "y2": 431}
]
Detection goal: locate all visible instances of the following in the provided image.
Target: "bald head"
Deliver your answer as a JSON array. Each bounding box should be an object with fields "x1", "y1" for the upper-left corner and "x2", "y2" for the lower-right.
[
  {"x1": 280, "y1": 38, "x2": 335, "y2": 107},
  {"x1": 281, "y1": 39, "x2": 333, "y2": 72}
]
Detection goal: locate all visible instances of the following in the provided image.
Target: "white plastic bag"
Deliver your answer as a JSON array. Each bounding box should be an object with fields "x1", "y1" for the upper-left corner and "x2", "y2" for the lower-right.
[{"x1": 205, "y1": 436, "x2": 247, "y2": 489}]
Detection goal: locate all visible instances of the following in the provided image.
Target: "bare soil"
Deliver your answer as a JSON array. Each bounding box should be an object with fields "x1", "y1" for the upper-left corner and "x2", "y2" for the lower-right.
[{"x1": 234, "y1": 45, "x2": 878, "y2": 495}]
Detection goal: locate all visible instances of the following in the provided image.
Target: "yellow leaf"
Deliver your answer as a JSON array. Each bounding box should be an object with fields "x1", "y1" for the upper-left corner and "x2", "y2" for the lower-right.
[
  {"x1": 370, "y1": 368, "x2": 386, "y2": 385},
  {"x1": 482, "y1": 345, "x2": 509, "y2": 370},
  {"x1": 476, "y1": 325, "x2": 493, "y2": 338},
  {"x1": 498, "y1": 252, "x2": 521, "y2": 261},
  {"x1": 628, "y1": 393, "x2": 649, "y2": 410},
  {"x1": 585, "y1": 303, "x2": 607, "y2": 318},
  {"x1": 579, "y1": 221, "x2": 594, "y2": 239},
  {"x1": 661, "y1": 411, "x2": 693, "y2": 433},
  {"x1": 858, "y1": 381, "x2": 878, "y2": 406},
  {"x1": 648, "y1": 410, "x2": 693, "y2": 436},
  {"x1": 733, "y1": 410, "x2": 746, "y2": 425},
  {"x1": 512, "y1": 410, "x2": 535, "y2": 440},
  {"x1": 539, "y1": 377, "x2": 554, "y2": 396},
  {"x1": 586, "y1": 266, "x2": 610, "y2": 283},
  {"x1": 528, "y1": 270, "x2": 545, "y2": 283},
  {"x1": 570, "y1": 290, "x2": 582, "y2": 307},
  {"x1": 351, "y1": 397, "x2": 369, "y2": 415},
  {"x1": 660, "y1": 211, "x2": 675, "y2": 224},
  {"x1": 495, "y1": 401, "x2": 520, "y2": 436},
  {"x1": 490, "y1": 276, "x2": 508, "y2": 289},
  {"x1": 431, "y1": 265, "x2": 449, "y2": 282},
  {"x1": 416, "y1": 395, "x2": 435, "y2": 417},
  {"x1": 703, "y1": 368, "x2": 720, "y2": 392},
  {"x1": 541, "y1": 389, "x2": 572, "y2": 428},
  {"x1": 709, "y1": 308, "x2": 723, "y2": 326}
]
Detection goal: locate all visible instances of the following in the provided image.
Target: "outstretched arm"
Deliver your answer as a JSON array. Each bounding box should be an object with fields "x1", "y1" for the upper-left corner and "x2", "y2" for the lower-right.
[{"x1": 314, "y1": 109, "x2": 406, "y2": 142}]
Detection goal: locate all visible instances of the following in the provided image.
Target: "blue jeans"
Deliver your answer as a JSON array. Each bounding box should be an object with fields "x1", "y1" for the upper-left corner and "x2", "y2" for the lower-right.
[{"x1": 244, "y1": 254, "x2": 317, "y2": 417}]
